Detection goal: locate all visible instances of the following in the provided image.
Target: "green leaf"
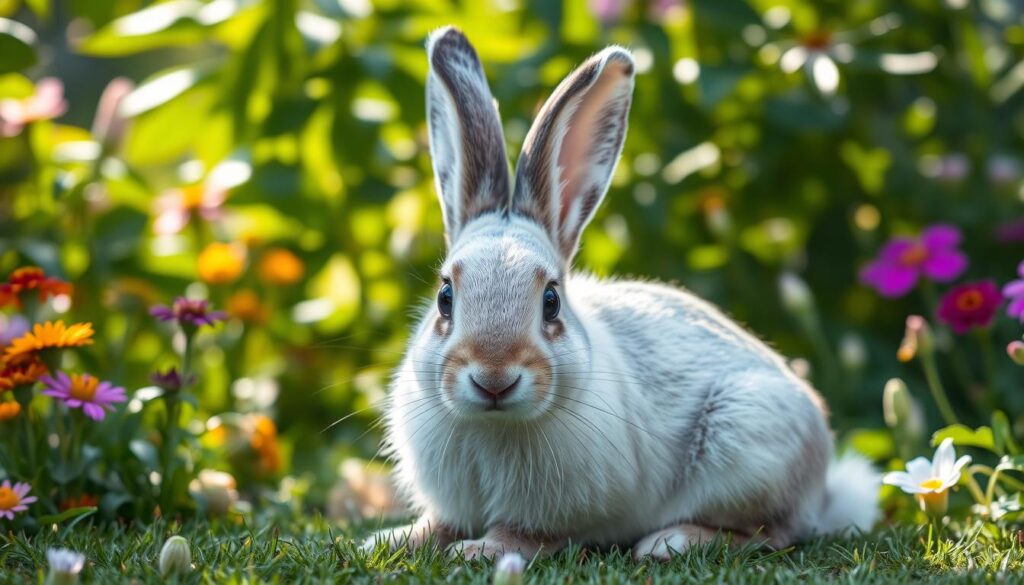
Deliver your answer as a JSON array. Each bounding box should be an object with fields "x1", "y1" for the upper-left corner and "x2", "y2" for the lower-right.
[
  {"x1": 992, "y1": 411, "x2": 1019, "y2": 456},
  {"x1": 129, "y1": 439, "x2": 159, "y2": 469},
  {"x1": 0, "y1": 18, "x2": 37, "y2": 74},
  {"x1": 847, "y1": 428, "x2": 895, "y2": 460},
  {"x1": 37, "y1": 506, "x2": 96, "y2": 526},
  {"x1": 932, "y1": 425, "x2": 995, "y2": 452},
  {"x1": 76, "y1": 0, "x2": 211, "y2": 56}
]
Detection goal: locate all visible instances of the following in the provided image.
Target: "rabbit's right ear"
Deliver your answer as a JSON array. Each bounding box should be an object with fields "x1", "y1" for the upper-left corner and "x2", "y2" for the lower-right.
[{"x1": 425, "y1": 27, "x2": 511, "y2": 244}]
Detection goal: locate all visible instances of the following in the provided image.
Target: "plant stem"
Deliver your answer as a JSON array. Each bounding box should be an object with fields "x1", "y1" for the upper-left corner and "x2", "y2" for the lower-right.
[
  {"x1": 919, "y1": 352, "x2": 959, "y2": 426},
  {"x1": 976, "y1": 328, "x2": 997, "y2": 396}
]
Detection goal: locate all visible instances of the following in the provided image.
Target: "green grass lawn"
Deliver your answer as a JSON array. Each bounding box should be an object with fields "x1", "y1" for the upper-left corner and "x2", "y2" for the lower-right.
[{"x1": 3, "y1": 518, "x2": 1024, "y2": 583}]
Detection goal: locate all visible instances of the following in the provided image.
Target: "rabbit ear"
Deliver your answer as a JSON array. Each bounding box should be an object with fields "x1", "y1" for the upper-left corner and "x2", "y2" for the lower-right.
[
  {"x1": 426, "y1": 27, "x2": 512, "y2": 243},
  {"x1": 512, "y1": 47, "x2": 635, "y2": 261}
]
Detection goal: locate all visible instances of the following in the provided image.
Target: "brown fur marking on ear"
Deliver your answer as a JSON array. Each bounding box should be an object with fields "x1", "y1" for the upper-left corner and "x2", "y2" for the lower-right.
[
  {"x1": 511, "y1": 60, "x2": 601, "y2": 234},
  {"x1": 429, "y1": 28, "x2": 511, "y2": 227}
]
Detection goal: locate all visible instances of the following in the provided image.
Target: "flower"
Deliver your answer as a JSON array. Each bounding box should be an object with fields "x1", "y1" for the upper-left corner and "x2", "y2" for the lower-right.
[
  {"x1": 0, "y1": 353, "x2": 47, "y2": 391},
  {"x1": 189, "y1": 469, "x2": 238, "y2": 516},
  {"x1": 46, "y1": 548, "x2": 85, "y2": 585},
  {"x1": 197, "y1": 242, "x2": 245, "y2": 284},
  {"x1": 91, "y1": 77, "x2": 133, "y2": 148},
  {"x1": 59, "y1": 493, "x2": 99, "y2": 511},
  {"x1": 249, "y1": 414, "x2": 282, "y2": 476},
  {"x1": 897, "y1": 315, "x2": 933, "y2": 363},
  {"x1": 860, "y1": 224, "x2": 968, "y2": 297},
  {"x1": 493, "y1": 552, "x2": 527, "y2": 585},
  {"x1": 1002, "y1": 261, "x2": 1024, "y2": 323},
  {"x1": 40, "y1": 371, "x2": 127, "y2": 421},
  {"x1": 158, "y1": 535, "x2": 192, "y2": 576},
  {"x1": 0, "y1": 77, "x2": 67, "y2": 137},
  {"x1": 0, "y1": 402, "x2": 21, "y2": 421},
  {"x1": 994, "y1": 219, "x2": 1024, "y2": 244},
  {"x1": 1008, "y1": 341, "x2": 1024, "y2": 366},
  {"x1": 153, "y1": 184, "x2": 227, "y2": 235},
  {"x1": 0, "y1": 266, "x2": 72, "y2": 309},
  {"x1": 883, "y1": 438, "x2": 971, "y2": 517},
  {"x1": 0, "y1": 314, "x2": 30, "y2": 346},
  {"x1": 0, "y1": 480, "x2": 37, "y2": 519},
  {"x1": 150, "y1": 297, "x2": 226, "y2": 330},
  {"x1": 258, "y1": 248, "x2": 305, "y2": 285},
  {"x1": 936, "y1": 281, "x2": 1003, "y2": 335},
  {"x1": 150, "y1": 367, "x2": 195, "y2": 393},
  {"x1": 226, "y1": 290, "x2": 269, "y2": 324},
  {"x1": 4, "y1": 321, "x2": 94, "y2": 361}
]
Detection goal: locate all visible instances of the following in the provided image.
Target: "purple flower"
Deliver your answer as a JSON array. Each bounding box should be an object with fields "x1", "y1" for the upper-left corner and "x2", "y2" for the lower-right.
[
  {"x1": 0, "y1": 314, "x2": 29, "y2": 346},
  {"x1": 150, "y1": 367, "x2": 195, "y2": 393},
  {"x1": 41, "y1": 371, "x2": 127, "y2": 421},
  {"x1": 1003, "y1": 261, "x2": 1024, "y2": 323},
  {"x1": 860, "y1": 224, "x2": 969, "y2": 297},
  {"x1": 150, "y1": 297, "x2": 227, "y2": 329},
  {"x1": 995, "y1": 219, "x2": 1024, "y2": 244},
  {"x1": 0, "y1": 480, "x2": 37, "y2": 519},
  {"x1": 936, "y1": 280, "x2": 1003, "y2": 335}
]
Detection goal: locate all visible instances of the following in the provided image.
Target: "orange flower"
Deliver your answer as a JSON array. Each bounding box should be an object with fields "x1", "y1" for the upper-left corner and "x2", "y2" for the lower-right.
[
  {"x1": 197, "y1": 243, "x2": 245, "y2": 284},
  {"x1": 4, "y1": 321, "x2": 94, "y2": 361},
  {"x1": 258, "y1": 248, "x2": 304, "y2": 286},
  {"x1": 249, "y1": 415, "x2": 281, "y2": 476},
  {"x1": 227, "y1": 290, "x2": 269, "y2": 324},
  {"x1": 0, "y1": 354, "x2": 47, "y2": 391},
  {"x1": 0, "y1": 402, "x2": 20, "y2": 421},
  {"x1": 0, "y1": 266, "x2": 72, "y2": 309},
  {"x1": 59, "y1": 493, "x2": 99, "y2": 511}
]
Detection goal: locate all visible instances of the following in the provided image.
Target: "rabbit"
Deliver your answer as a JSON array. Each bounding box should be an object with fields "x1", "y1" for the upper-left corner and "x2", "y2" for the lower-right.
[{"x1": 362, "y1": 26, "x2": 879, "y2": 561}]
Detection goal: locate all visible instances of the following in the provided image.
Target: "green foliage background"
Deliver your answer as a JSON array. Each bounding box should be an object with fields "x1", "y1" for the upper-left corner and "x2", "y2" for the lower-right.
[{"x1": 2, "y1": 0, "x2": 1024, "y2": 497}]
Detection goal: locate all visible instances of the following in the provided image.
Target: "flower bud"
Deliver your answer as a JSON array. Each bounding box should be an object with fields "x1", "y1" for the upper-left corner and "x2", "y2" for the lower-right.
[
  {"x1": 45, "y1": 548, "x2": 84, "y2": 585},
  {"x1": 778, "y1": 272, "x2": 813, "y2": 315},
  {"x1": 493, "y1": 552, "x2": 526, "y2": 585},
  {"x1": 882, "y1": 378, "x2": 911, "y2": 429},
  {"x1": 159, "y1": 536, "x2": 192, "y2": 576},
  {"x1": 1007, "y1": 340, "x2": 1024, "y2": 366},
  {"x1": 897, "y1": 315, "x2": 933, "y2": 362}
]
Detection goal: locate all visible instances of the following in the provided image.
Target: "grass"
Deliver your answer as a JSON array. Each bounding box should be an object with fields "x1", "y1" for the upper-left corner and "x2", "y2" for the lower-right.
[{"x1": 3, "y1": 517, "x2": 1024, "y2": 584}]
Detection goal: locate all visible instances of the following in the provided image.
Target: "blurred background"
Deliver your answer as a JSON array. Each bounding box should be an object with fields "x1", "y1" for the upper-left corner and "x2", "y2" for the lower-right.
[{"x1": 1, "y1": 0, "x2": 1023, "y2": 515}]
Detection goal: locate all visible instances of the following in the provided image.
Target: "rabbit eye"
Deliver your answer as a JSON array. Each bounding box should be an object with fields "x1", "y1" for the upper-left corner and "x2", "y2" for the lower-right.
[
  {"x1": 543, "y1": 285, "x2": 560, "y2": 322},
  {"x1": 437, "y1": 281, "x2": 453, "y2": 319}
]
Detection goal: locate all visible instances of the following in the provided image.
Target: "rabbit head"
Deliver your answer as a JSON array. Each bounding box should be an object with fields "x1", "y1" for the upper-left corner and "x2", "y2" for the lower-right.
[{"x1": 417, "y1": 27, "x2": 635, "y2": 420}]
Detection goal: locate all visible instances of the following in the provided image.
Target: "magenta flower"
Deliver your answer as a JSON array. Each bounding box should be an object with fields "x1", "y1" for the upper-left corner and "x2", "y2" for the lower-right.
[
  {"x1": 937, "y1": 281, "x2": 1003, "y2": 335},
  {"x1": 40, "y1": 371, "x2": 127, "y2": 421},
  {"x1": 860, "y1": 224, "x2": 968, "y2": 297},
  {"x1": 0, "y1": 480, "x2": 37, "y2": 519},
  {"x1": 1003, "y1": 261, "x2": 1024, "y2": 323},
  {"x1": 150, "y1": 297, "x2": 226, "y2": 329},
  {"x1": 150, "y1": 367, "x2": 195, "y2": 393}
]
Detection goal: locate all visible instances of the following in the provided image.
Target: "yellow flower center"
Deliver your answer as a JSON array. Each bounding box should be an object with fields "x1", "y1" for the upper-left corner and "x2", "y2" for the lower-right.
[
  {"x1": 899, "y1": 243, "x2": 928, "y2": 266},
  {"x1": 919, "y1": 477, "x2": 944, "y2": 491},
  {"x1": 955, "y1": 290, "x2": 984, "y2": 312},
  {"x1": 0, "y1": 486, "x2": 19, "y2": 509},
  {"x1": 182, "y1": 185, "x2": 205, "y2": 210},
  {"x1": 69, "y1": 374, "x2": 99, "y2": 401}
]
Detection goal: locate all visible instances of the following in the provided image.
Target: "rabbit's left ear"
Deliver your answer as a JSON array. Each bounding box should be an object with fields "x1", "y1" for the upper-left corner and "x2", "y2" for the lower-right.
[{"x1": 512, "y1": 47, "x2": 635, "y2": 262}]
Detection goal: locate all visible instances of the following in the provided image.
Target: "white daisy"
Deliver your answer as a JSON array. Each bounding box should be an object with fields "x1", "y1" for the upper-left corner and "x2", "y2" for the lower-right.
[{"x1": 883, "y1": 438, "x2": 971, "y2": 516}]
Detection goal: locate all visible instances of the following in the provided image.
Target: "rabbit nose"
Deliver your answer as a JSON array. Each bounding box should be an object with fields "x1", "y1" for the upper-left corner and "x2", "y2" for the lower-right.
[{"x1": 469, "y1": 373, "x2": 521, "y2": 401}]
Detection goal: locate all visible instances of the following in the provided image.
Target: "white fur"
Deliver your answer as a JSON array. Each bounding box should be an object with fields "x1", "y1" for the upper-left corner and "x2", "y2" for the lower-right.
[{"x1": 367, "y1": 28, "x2": 880, "y2": 557}]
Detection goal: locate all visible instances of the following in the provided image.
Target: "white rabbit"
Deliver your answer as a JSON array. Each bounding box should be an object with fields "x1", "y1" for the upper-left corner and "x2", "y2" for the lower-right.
[{"x1": 364, "y1": 26, "x2": 879, "y2": 561}]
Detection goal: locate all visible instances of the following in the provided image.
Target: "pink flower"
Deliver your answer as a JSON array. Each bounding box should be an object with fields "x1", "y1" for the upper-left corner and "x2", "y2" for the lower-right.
[
  {"x1": 153, "y1": 185, "x2": 227, "y2": 235},
  {"x1": 0, "y1": 78, "x2": 68, "y2": 137},
  {"x1": 860, "y1": 224, "x2": 969, "y2": 297},
  {"x1": 995, "y1": 219, "x2": 1024, "y2": 244},
  {"x1": 0, "y1": 480, "x2": 37, "y2": 520},
  {"x1": 1003, "y1": 261, "x2": 1024, "y2": 323},
  {"x1": 40, "y1": 371, "x2": 127, "y2": 421},
  {"x1": 937, "y1": 281, "x2": 1003, "y2": 335}
]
